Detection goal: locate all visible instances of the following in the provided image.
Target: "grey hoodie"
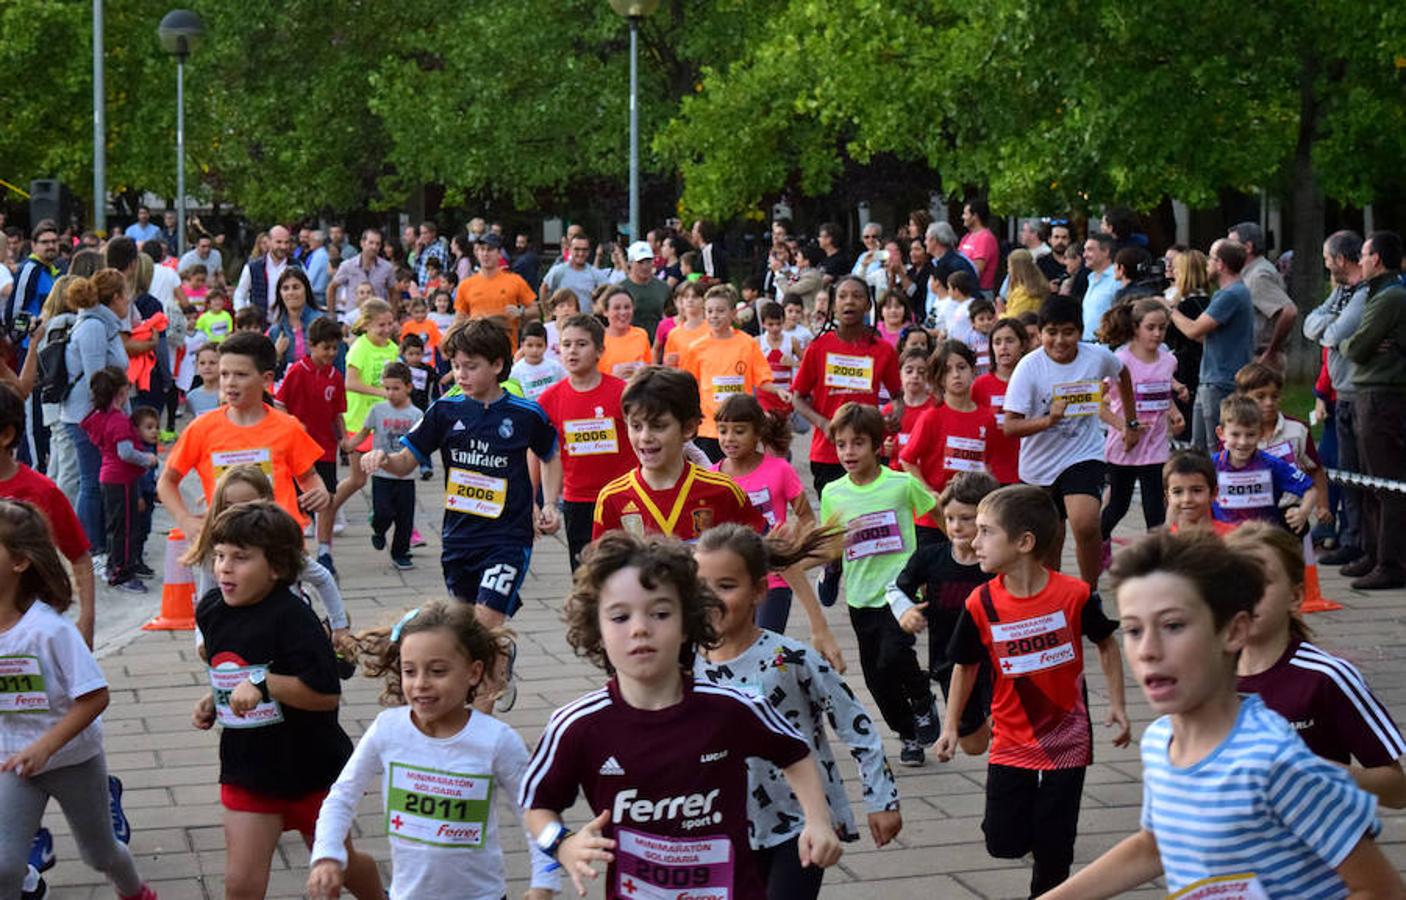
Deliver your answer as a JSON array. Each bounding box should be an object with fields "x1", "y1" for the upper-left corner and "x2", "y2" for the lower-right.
[{"x1": 60, "y1": 303, "x2": 129, "y2": 425}]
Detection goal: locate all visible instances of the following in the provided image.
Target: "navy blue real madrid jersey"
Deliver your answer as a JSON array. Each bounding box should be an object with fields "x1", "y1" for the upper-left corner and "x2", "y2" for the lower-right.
[{"x1": 402, "y1": 391, "x2": 557, "y2": 554}]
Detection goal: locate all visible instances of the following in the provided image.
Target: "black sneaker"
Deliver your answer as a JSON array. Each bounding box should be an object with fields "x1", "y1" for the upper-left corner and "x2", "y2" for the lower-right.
[
  {"x1": 317, "y1": 553, "x2": 339, "y2": 583},
  {"x1": 391, "y1": 556, "x2": 415, "y2": 571},
  {"x1": 899, "y1": 739, "x2": 926, "y2": 767},
  {"x1": 913, "y1": 697, "x2": 941, "y2": 746},
  {"x1": 21, "y1": 872, "x2": 46, "y2": 900},
  {"x1": 132, "y1": 562, "x2": 156, "y2": 579},
  {"x1": 371, "y1": 531, "x2": 386, "y2": 551}
]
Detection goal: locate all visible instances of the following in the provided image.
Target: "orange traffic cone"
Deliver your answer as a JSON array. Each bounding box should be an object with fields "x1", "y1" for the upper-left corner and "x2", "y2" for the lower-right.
[
  {"x1": 143, "y1": 528, "x2": 197, "y2": 630},
  {"x1": 1301, "y1": 532, "x2": 1342, "y2": 614}
]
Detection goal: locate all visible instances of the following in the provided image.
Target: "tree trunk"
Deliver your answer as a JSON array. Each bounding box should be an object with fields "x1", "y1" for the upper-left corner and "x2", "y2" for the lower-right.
[{"x1": 1287, "y1": 56, "x2": 1326, "y2": 382}]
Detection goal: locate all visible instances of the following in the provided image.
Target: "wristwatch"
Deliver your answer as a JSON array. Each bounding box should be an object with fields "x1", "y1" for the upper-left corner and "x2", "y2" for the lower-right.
[
  {"x1": 247, "y1": 668, "x2": 271, "y2": 704},
  {"x1": 1125, "y1": 418, "x2": 1142, "y2": 431},
  {"x1": 536, "y1": 821, "x2": 574, "y2": 861}
]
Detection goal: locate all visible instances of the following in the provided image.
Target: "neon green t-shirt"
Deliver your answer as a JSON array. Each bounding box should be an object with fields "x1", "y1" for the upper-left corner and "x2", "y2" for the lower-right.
[
  {"x1": 343, "y1": 334, "x2": 402, "y2": 432},
  {"x1": 819, "y1": 467, "x2": 935, "y2": 608}
]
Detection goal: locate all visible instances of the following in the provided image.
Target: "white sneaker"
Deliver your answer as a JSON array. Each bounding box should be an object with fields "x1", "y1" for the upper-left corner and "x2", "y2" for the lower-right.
[
  {"x1": 333, "y1": 510, "x2": 348, "y2": 536},
  {"x1": 91, "y1": 554, "x2": 108, "y2": 579},
  {"x1": 303, "y1": 521, "x2": 315, "y2": 538}
]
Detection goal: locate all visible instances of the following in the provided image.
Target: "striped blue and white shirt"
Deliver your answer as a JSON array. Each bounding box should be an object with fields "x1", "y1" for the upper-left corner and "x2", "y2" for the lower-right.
[{"x1": 1141, "y1": 694, "x2": 1380, "y2": 899}]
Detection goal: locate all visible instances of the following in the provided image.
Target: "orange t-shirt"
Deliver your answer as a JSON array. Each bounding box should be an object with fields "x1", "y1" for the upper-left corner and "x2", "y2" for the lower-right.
[
  {"x1": 400, "y1": 318, "x2": 443, "y2": 364},
  {"x1": 599, "y1": 327, "x2": 652, "y2": 380},
  {"x1": 166, "y1": 404, "x2": 325, "y2": 526},
  {"x1": 662, "y1": 320, "x2": 707, "y2": 366},
  {"x1": 680, "y1": 330, "x2": 774, "y2": 439},
  {"x1": 454, "y1": 269, "x2": 535, "y2": 320}
]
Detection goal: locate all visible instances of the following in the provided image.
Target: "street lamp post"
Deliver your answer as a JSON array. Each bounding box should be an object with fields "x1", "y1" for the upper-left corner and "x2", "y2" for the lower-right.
[
  {"x1": 608, "y1": 0, "x2": 659, "y2": 242},
  {"x1": 93, "y1": 0, "x2": 106, "y2": 235},
  {"x1": 157, "y1": 9, "x2": 205, "y2": 258}
]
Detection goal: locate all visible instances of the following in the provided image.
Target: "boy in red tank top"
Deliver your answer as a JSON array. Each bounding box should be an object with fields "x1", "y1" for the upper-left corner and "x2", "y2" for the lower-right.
[{"x1": 934, "y1": 485, "x2": 1129, "y2": 898}]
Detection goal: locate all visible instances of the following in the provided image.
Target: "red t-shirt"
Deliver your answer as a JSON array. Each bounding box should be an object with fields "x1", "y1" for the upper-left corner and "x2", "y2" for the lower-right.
[
  {"x1": 972, "y1": 372, "x2": 1020, "y2": 484},
  {"x1": 166, "y1": 405, "x2": 325, "y2": 526},
  {"x1": 791, "y1": 332, "x2": 901, "y2": 464},
  {"x1": 881, "y1": 396, "x2": 938, "y2": 470},
  {"x1": 1168, "y1": 519, "x2": 1238, "y2": 537},
  {"x1": 899, "y1": 403, "x2": 998, "y2": 527},
  {"x1": 593, "y1": 463, "x2": 765, "y2": 540},
  {"x1": 520, "y1": 677, "x2": 810, "y2": 900},
  {"x1": 951, "y1": 571, "x2": 1116, "y2": 769},
  {"x1": 537, "y1": 375, "x2": 637, "y2": 503},
  {"x1": 756, "y1": 333, "x2": 800, "y2": 414},
  {"x1": 0, "y1": 464, "x2": 89, "y2": 561},
  {"x1": 276, "y1": 358, "x2": 347, "y2": 462}
]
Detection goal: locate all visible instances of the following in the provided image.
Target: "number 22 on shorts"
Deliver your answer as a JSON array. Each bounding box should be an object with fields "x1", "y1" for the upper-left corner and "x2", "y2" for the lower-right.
[{"x1": 481, "y1": 564, "x2": 518, "y2": 596}]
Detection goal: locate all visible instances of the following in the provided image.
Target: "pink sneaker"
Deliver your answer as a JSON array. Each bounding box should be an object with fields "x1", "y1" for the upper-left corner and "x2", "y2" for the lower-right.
[
  {"x1": 1100, "y1": 539, "x2": 1113, "y2": 572},
  {"x1": 122, "y1": 886, "x2": 158, "y2": 900},
  {"x1": 411, "y1": 528, "x2": 427, "y2": 548}
]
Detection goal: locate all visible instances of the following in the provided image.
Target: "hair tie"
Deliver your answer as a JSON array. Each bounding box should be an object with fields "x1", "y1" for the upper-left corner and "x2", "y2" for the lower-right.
[{"x1": 390, "y1": 608, "x2": 420, "y2": 643}]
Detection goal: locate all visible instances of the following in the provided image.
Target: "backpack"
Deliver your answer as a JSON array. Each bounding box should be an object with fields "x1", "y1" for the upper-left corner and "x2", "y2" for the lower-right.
[{"x1": 36, "y1": 318, "x2": 80, "y2": 405}]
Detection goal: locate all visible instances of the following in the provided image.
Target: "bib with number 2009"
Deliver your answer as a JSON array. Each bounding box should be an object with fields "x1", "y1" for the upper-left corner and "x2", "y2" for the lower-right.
[
  {"x1": 0, "y1": 656, "x2": 48, "y2": 713},
  {"x1": 615, "y1": 827, "x2": 735, "y2": 900},
  {"x1": 445, "y1": 468, "x2": 507, "y2": 517},
  {"x1": 385, "y1": 762, "x2": 493, "y2": 848}
]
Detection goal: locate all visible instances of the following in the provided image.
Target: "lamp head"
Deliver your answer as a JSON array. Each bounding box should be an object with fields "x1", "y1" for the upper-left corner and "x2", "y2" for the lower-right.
[
  {"x1": 608, "y1": 0, "x2": 660, "y2": 17},
  {"x1": 158, "y1": 9, "x2": 206, "y2": 59}
]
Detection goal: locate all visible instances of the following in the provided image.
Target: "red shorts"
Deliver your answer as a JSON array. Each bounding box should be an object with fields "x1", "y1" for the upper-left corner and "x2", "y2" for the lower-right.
[{"x1": 220, "y1": 784, "x2": 328, "y2": 837}]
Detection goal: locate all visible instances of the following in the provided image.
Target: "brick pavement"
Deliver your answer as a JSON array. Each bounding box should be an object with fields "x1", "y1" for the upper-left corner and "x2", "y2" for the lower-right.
[{"x1": 38, "y1": 466, "x2": 1406, "y2": 898}]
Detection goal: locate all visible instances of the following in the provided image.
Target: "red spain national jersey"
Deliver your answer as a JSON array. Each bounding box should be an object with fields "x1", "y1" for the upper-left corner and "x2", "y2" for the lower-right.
[
  {"x1": 791, "y1": 332, "x2": 900, "y2": 464},
  {"x1": 971, "y1": 372, "x2": 1020, "y2": 484},
  {"x1": 950, "y1": 571, "x2": 1117, "y2": 770},
  {"x1": 593, "y1": 462, "x2": 765, "y2": 540},
  {"x1": 899, "y1": 403, "x2": 998, "y2": 527},
  {"x1": 537, "y1": 375, "x2": 637, "y2": 503}
]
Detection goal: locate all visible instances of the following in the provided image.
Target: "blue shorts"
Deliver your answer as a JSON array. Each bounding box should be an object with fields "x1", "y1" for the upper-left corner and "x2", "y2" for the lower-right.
[{"x1": 443, "y1": 545, "x2": 532, "y2": 617}]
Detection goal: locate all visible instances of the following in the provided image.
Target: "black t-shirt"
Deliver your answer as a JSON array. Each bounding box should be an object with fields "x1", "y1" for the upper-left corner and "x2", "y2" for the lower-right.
[
  {"x1": 196, "y1": 585, "x2": 352, "y2": 798},
  {"x1": 1037, "y1": 253, "x2": 1065, "y2": 284},
  {"x1": 1167, "y1": 290, "x2": 1208, "y2": 393},
  {"x1": 821, "y1": 250, "x2": 851, "y2": 283},
  {"x1": 894, "y1": 539, "x2": 992, "y2": 673}
]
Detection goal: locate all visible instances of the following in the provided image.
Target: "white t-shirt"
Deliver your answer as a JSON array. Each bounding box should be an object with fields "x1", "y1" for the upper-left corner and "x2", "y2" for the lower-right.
[
  {"x1": 510, "y1": 357, "x2": 567, "y2": 401},
  {"x1": 310, "y1": 705, "x2": 557, "y2": 900},
  {"x1": 1004, "y1": 343, "x2": 1123, "y2": 486},
  {"x1": 0, "y1": 602, "x2": 108, "y2": 774}
]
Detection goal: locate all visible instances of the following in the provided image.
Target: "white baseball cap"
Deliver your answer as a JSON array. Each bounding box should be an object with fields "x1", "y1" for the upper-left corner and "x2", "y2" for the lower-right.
[{"x1": 627, "y1": 241, "x2": 653, "y2": 263}]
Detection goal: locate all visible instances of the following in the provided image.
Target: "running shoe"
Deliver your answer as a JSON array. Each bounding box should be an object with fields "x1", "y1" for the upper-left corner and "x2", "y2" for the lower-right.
[
  {"x1": 109, "y1": 775, "x2": 131, "y2": 844},
  {"x1": 28, "y1": 828, "x2": 54, "y2": 872},
  {"x1": 121, "y1": 886, "x2": 158, "y2": 900},
  {"x1": 899, "y1": 739, "x2": 925, "y2": 767},
  {"x1": 391, "y1": 556, "x2": 415, "y2": 571},
  {"x1": 159, "y1": 430, "x2": 178, "y2": 444},
  {"x1": 132, "y1": 562, "x2": 156, "y2": 579},
  {"x1": 420, "y1": 469, "x2": 434, "y2": 481},
  {"x1": 317, "y1": 553, "x2": 339, "y2": 582},
  {"x1": 371, "y1": 531, "x2": 386, "y2": 551},
  {"x1": 111, "y1": 579, "x2": 149, "y2": 594},
  {"x1": 411, "y1": 528, "x2": 427, "y2": 548},
  {"x1": 913, "y1": 697, "x2": 941, "y2": 746},
  {"x1": 495, "y1": 637, "x2": 519, "y2": 714},
  {"x1": 20, "y1": 867, "x2": 45, "y2": 900},
  {"x1": 333, "y1": 509, "x2": 348, "y2": 536}
]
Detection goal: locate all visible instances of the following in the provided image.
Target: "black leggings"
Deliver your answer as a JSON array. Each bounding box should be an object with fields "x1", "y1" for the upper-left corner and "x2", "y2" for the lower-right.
[
  {"x1": 754, "y1": 835, "x2": 825, "y2": 900},
  {"x1": 562, "y1": 500, "x2": 595, "y2": 572},
  {"x1": 849, "y1": 605, "x2": 931, "y2": 740},
  {"x1": 1100, "y1": 462, "x2": 1165, "y2": 539}
]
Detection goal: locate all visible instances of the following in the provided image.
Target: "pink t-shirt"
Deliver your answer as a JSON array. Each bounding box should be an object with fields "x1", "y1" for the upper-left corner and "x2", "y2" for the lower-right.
[
  {"x1": 1105, "y1": 345, "x2": 1177, "y2": 467},
  {"x1": 958, "y1": 228, "x2": 1000, "y2": 290},
  {"x1": 712, "y1": 455, "x2": 804, "y2": 588},
  {"x1": 654, "y1": 316, "x2": 677, "y2": 352}
]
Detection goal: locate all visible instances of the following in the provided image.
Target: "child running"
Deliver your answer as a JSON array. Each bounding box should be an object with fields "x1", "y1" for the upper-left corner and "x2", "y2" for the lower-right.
[
  {"x1": 1045, "y1": 531, "x2": 1402, "y2": 898},
  {"x1": 509, "y1": 321, "x2": 568, "y2": 403},
  {"x1": 593, "y1": 366, "x2": 764, "y2": 540},
  {"x1": 81, "y1": 367, "x2": 159, "y2": 593},
  {"x1": 712, "y1": 393, "x2": 844, "y2": 669},
  {"x1": 679, "y1": 284, "x2": 788, "y2": 462},
  {"x1": 519, "y1": 531, "x2": 843, "y2": 899},
  {"x1": 659, "y1": 281, "x2": 706, "y2": 367},
  {"x1": 887, "y1": 472, "x2": 999, "y2": 758},
  {"x1": 362, "y1": 319, "x2": 558, "y2": 629},
  {"x1": 934, "y1": 485, "x2": 1129, "y2": 897},
  {"x1": 307, "y1": 601, "x2": 557, "y2": 900},
  {"x1": 344, "y1": 363, "x2": 423, "y2": 570},
  {"x1": 538, "y1": 314, "x2": 638, "y2": 570},
  {"x1": 0, "y1": 499, "x2": 155, "y2": 900},
  {"x1": 1229, "y1": 522, "x2": 1406, "y2": 807},
  {"x1": 820, "y1": 402, "x2": 941, "y2": 766},
  {"x1": 1163, "y1": 450, "x2": 1237, "y2": 536},
  {"x1": 191, "y1": 502, "x2": 383, "y2": 900},
  {"x1": 1212, "y1": 395, "x2": 1316, "y2": 530},
  {"x1": 275, "y1": 317, "x2": 347, "y2": 541},
  {"x1": 695, "y1": 524, "x2": 899, "y2": 899},
  {"x1": 1236, "y1": 361, "x2": 1333, "y2": 529},
  {"x1": 970, "y1": 317, "x2": 1026, "y2": 485},
  {"x1": 900, "y1": 341, "x2": 998, "y2": 547},
  {"x1": 1098, "y1": 298, "x2": 1180, "y2": 543},
  {"x1": 881, "y1": 347, "x2": 937, "y2": 466},
  {"x1": 756, "y1": 301, "x2": 802, "y2": 422}
]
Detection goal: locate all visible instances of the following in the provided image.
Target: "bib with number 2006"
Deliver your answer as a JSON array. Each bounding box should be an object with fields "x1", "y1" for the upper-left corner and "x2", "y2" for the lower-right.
[
  {"x1": 615, "y1": 827, "x2": 735, "y2": 900},
  {"x1": 385, "y1": 762, "x2": 493, "y2": 848},
  {"x1": 0, "y1": 656, "x2": 49, "y2": 713},
  {"x1": 445, "y1": 468, "x2": 507, "y2": 517},
  {"x1": 1052, "y1": 381, "x2": 1102, "y2": 417},
  {"x1": 564, "y1": 418, "x2": 619, "y2": 456}
]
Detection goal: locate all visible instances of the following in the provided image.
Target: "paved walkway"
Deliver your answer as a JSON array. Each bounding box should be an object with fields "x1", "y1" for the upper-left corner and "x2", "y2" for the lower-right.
[{"x1": 40, "y1": 462, "x2": 1406, "y2": 898}]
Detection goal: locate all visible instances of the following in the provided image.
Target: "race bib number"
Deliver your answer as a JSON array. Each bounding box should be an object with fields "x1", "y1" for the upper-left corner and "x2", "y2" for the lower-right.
[
  {"x1": 990, "y1": 394, "x2": 1006, "y2": 425},
  {"x1": 1134, "y1": 379, "x2": 1172, "y2": 414},
  {"x1": 943, "y1": 435, "x2": 987, "y2": 473},
  {"x1": 564, "y1": 418, "x2": 619, "y2": 456},
  {"x1": 445, "y1": 468, "x2": 507, "y2": 518},
  {"x1": 211, "y1": 448, "x2": 273, "y2": 480},
  {"x1": 612, "y1": 362, "x2": 642, "y2": 379},
  {"x1": 615, "y1": 828, "x2": 734, "y2": 900},
  {"x1": 844, "y1": 510, "x2": 903, "y2": 561},
  {"x1": 1262, "y1": 440, "x2": 1295, "y2": 464},
  {"x1": 1052, "y1": 381, "x2": 1102, "y2": 417},
  {"x1": 409, "y1": 367, "x2": 429, "y2": 392},
  {"x1": 523, "y1": 374, "x2": 556, "y2": 400},
  {"x1": 990, "y1": 611, "x2": 1076, "y2": 676},
  {"x1": 1218, "y1": 469, "x2": 1274, "y2": 510},
  {"x1": 208, "y1": 664, "x2": 283, "y2": 729},
  {"x1": 746, "y1": 486, "x2": 775, "y2": 527},
  {"x1": 711, "y1": 375, "x2": 745, "y2": 396},
  {"x1": 385, "y1": 763, "x2": 493, "y2": 848},
  {"x1": 823, "y1": 353, "x2": 874, "y2": 391},
  {"x1": 0, "y1": 656, "x2": 48, "y2": 713},
  {"x1": 1168, "y1": 873, "x2": 1269, "y2": 900}
]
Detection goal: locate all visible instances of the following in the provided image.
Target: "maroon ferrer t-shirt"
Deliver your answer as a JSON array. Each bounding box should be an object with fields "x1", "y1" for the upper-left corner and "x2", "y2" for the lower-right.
[
  {"x1": 520, "y1": 676, "x2": 810, "y2": 900},
  {"x1": 1237, "y1": 639, "x2": 1406, "y2": 767}
]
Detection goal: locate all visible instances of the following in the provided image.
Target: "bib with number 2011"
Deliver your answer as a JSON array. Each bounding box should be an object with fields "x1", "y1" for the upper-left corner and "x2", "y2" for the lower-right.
[
  {"x1": 385, "y1": 762, "x2": 493, "y2": 848},
  {"x1": 0, "y1": 656, "x2": 48, "y2": 713}
]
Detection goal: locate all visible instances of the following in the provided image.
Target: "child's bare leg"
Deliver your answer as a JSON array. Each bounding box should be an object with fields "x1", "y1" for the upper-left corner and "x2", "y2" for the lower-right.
[{"x1": 222, "y1": 810, "x2": 283, "y2": 900}]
